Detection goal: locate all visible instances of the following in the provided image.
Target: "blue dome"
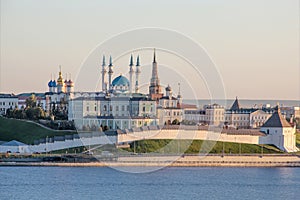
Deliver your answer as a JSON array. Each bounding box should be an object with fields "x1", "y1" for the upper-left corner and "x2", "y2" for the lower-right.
[
  {"x1": 112, "y1": 75, "x2": 130, "y2": 86},
  {"x1": 52, "y1": 80, "x2": 57, "y2": 87},
  {"x1": 48, "y1": 80, "x2": 53, "y2": 87}
]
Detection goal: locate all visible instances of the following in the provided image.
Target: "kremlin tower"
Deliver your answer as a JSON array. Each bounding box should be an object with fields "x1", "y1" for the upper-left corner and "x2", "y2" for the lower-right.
[{"x1": 149, "y1": 49, "x2": 163, "y2": 100}]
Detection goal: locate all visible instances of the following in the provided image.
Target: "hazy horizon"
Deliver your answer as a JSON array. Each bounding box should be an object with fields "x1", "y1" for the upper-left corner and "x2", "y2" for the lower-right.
[{"x1": 0, "y1": 0, "x2": 299, "y2": 100}]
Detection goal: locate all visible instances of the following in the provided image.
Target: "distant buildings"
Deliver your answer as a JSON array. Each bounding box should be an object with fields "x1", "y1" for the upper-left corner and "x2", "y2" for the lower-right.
[
  {"x1": 0, "y1": 94, "x2": 18, "y2": 115},
  {"x1": 17, "y1": 93, "x2": 46, "y2": 110},
  {"x1": 183, "y1": 97, "x2": 298, "y2": 129}
]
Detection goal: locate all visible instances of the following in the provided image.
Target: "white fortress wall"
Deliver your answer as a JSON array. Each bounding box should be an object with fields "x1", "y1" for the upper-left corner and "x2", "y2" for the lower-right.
[
  {"x1": 118, "y1": 129, "x2": 261, "y2": 145},
  {"x1": 29, "y1": 135, "x2": 116, "y2": 153}
]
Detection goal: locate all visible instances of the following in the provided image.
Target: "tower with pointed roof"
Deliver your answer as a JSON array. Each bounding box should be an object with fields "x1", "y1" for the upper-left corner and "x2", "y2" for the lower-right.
[
  {"x1": 135, "y1": 55, "x2": 141, "y2": 93},
  {"x1": 149, "y1": 49, "x2": 163, "y2": 100},
  {"x1": 260, "y1": 105, "x2": 298, "y2": 152},
  {"x1": 230, "y1": 96, "x2": 240, "y2": 111},
  {"x1": 101, "y1": 55, "x2": 107, "y2": 92},
  {"x1": 129, "y1": 54, "x2": 134, "y2": 94}
]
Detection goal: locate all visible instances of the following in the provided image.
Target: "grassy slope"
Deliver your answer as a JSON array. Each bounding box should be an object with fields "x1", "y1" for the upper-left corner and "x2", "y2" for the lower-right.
[
  {"x1": 126, "y1": 139, "x2": 281, "y2": 154},
  {"x1": 0, "y1": 117, "x2": 76, "y2": 144}
]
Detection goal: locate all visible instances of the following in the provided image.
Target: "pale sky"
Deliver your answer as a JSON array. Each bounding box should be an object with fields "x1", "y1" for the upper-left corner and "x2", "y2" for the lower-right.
[{"x1": 0, "y1": 0, "x2": 299, "y2": 100}]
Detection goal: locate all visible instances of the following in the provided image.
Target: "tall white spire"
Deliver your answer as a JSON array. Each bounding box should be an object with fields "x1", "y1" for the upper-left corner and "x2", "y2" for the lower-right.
[
  {"x1": 108, "y1": 55, "x2": 114, "y2": 91},
  {"x1": 101, "y1": 55, "x2": 107, "y2": 92},
  {"x1": 129, "y1": 54, "x2": 134, "y2": 94},
  {"x1": 135, "y1": 55, "x2": 141, "y2": 93}
]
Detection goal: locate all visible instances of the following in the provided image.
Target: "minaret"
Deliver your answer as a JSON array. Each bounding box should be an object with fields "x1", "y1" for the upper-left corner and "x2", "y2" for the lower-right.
[
  {"x1": 129, "y1": 54, "x2": 134, "y2": 94},
  {"x1": 149, "y1": 49, "x2": 163, "y2": 100},
  {"x1": 108, "y1": 56, "x2": 114, "y2": 91},
  {"x1": 135, "y1": 55, "x2": 141, "y2": 93},
  {"x1": 177, "y1": 83, "x2": 182, "y2": 107},
  {"x1": 101, "y1": 55, "x2": 107, "y2": 92}
]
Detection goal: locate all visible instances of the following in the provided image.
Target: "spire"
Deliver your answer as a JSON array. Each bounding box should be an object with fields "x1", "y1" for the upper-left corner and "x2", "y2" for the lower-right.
[
  {"x1": 102, "y1": 55, "x2": 106, "y2": 66},
  {"x1": 153, "y1": 48, "x2": 156, "y2": 63},
  {"x1": 230, "y1": 96, "x2": 240, "y2": 111},
  {"x1": 178, "y1": 83, "x2": 181, "y2": 97},
  {"x1": 108, "y1": 55, "x2": 114, "y2": 91},
  {"x1": 109, "y1": 55, "x2": 113, "y2": 67},
  {"x1": 149, "y1": 49, "x2": 162, "y2": 100},
  {"x1": 136, "y1": 55, "x2": 140, "y2": 66},
  {"x1": 130, "y1": 54, "x2": 134, "y2": 66},
  {"x1": 135, "y1": 55, "x2": 141, "y2": 93}
]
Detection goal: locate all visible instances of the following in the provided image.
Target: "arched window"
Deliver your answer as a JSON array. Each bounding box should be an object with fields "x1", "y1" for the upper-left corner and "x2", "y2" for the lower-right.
[{"x1": 103, "y1": 105, "x2": 107, "y2": 111}]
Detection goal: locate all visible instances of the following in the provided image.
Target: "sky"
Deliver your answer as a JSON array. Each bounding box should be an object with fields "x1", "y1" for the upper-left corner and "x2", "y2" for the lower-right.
[{"x1": 0, "y1": 0, "x2": 299, "y2": 100}]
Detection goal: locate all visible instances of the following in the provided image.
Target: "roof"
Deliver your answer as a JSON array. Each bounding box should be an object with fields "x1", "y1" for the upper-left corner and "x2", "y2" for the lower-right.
[
  {"x1": 0, "y1": 94, "x2": 18, "y2": 98},
  {"x1": 17, "y1": 93, "x2": 45, "y2": 98},
  {"x1": 160, "y1": 96, "x2": 178, "y2": 100},
  {"x1": 1, "y1": 140, "x2": 28, "y2": 146},
  {"x1": 112, "y1": 75, "x2": 130, "y2": 86},
  {"x1": 180, "y1": 103, "x2": 198, "y2": 109},
  {"x1": 261, "y1": 106, "x2": 292, "y2": 128},
  {"x1": 230, "y1": 97, "x2": 240, "y2": 110}
]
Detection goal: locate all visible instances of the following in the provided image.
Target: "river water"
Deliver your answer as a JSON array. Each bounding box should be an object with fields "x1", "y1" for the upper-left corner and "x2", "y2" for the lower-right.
[{"x1": 0, "y1": 167, "x2": 299, "y2": 200}]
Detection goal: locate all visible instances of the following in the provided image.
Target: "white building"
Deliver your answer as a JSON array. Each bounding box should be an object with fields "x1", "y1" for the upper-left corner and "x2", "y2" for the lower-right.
[
  {"x1": 68, "y1": 93, "x2": 158, "y2": 130},
  {"x1": 260, "y1": 106, "x2": 298, "y2": 152},
  {"x1": 0, "y1": 94, "x2": 18, "y2": 115},
  {"x1": 250, "y1": 110, "x2": 272, "y2": 128},
  {"x1": 204, "y1": 104, "x2": 225, "y2": 126},
  {"x1": 157, "y1": 85, "x2": 183, "y2": 125}
]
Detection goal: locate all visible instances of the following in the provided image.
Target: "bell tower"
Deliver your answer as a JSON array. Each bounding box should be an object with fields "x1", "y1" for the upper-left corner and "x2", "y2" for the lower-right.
[{"x1": 149, "y1": 49, "x2": 163, "y2": 100}]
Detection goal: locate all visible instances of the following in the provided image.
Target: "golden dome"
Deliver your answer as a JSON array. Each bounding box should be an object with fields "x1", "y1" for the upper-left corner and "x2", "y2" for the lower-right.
[{"x1": 57, "y1": 66, "x2": 64, "y2": 85}]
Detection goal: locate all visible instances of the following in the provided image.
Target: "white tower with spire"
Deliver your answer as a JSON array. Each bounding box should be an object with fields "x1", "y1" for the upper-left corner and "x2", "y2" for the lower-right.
[
  {"x1": 101, "y1": 55, "x2": 107, "y2": 92},
  {"x1": 149, "y1": 49, "x2": 163, "y2": 100},
  {"x1": 108, "y1": 56, "x2": 114, "y2": 91},
  {"x1": 135, "y1": 55, "x2": 141, "y2": 93},
  {"x1": 129, "y1": 54, "x2": 134, "y2": 94},
  {"x1": 177, "y1": 83, "x2": 182, "y2": 107}
]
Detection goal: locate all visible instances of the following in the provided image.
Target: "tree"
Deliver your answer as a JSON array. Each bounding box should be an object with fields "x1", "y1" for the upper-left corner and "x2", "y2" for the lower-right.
[
  {"x1": 172, "y1": 119, "x2": 180, "y2": 125},
  {"x1": 25, "y1": 94, "x2": 37, "y2": 108}
]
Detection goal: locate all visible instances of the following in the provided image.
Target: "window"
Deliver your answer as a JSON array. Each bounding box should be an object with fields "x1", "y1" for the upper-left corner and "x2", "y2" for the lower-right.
[
  {"x1": 87, "y1": 106, "x2": 89, "y2": 112},
  {"x1": 104, "y1": 105, "x2": 107, "y2": 111},
  {"x1": 110, "y1": 105, "x2": 112, "y2": 111},
  {"x1": 94, "y1": 106, "x2": 97, "y2": 111},
  {"x1": 116, "y1": 106, "x2": 119, "y2": 111},
  {"x1": 122, "y1": 105, "x2": 125, "y2": 111}
]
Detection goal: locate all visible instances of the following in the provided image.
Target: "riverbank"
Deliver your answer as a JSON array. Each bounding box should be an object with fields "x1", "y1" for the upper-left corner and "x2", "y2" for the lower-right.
[{"x1": 1, "y1": 154, "x2": 300, "y2": 167}]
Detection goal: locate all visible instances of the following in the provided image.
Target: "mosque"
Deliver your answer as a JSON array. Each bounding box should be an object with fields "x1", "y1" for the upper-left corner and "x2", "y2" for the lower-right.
[{"x1": 46, "y1": 50, "x2": 183, "y2": 130}]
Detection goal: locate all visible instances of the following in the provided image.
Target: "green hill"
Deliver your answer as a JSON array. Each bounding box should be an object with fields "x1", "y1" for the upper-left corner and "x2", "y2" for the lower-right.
[
  {"x1": 125, "y1": 139, "x2": 282, "y2": 154},
  {"x1": 0, "y1": 117, "x2": 76, "y2": 144}
]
